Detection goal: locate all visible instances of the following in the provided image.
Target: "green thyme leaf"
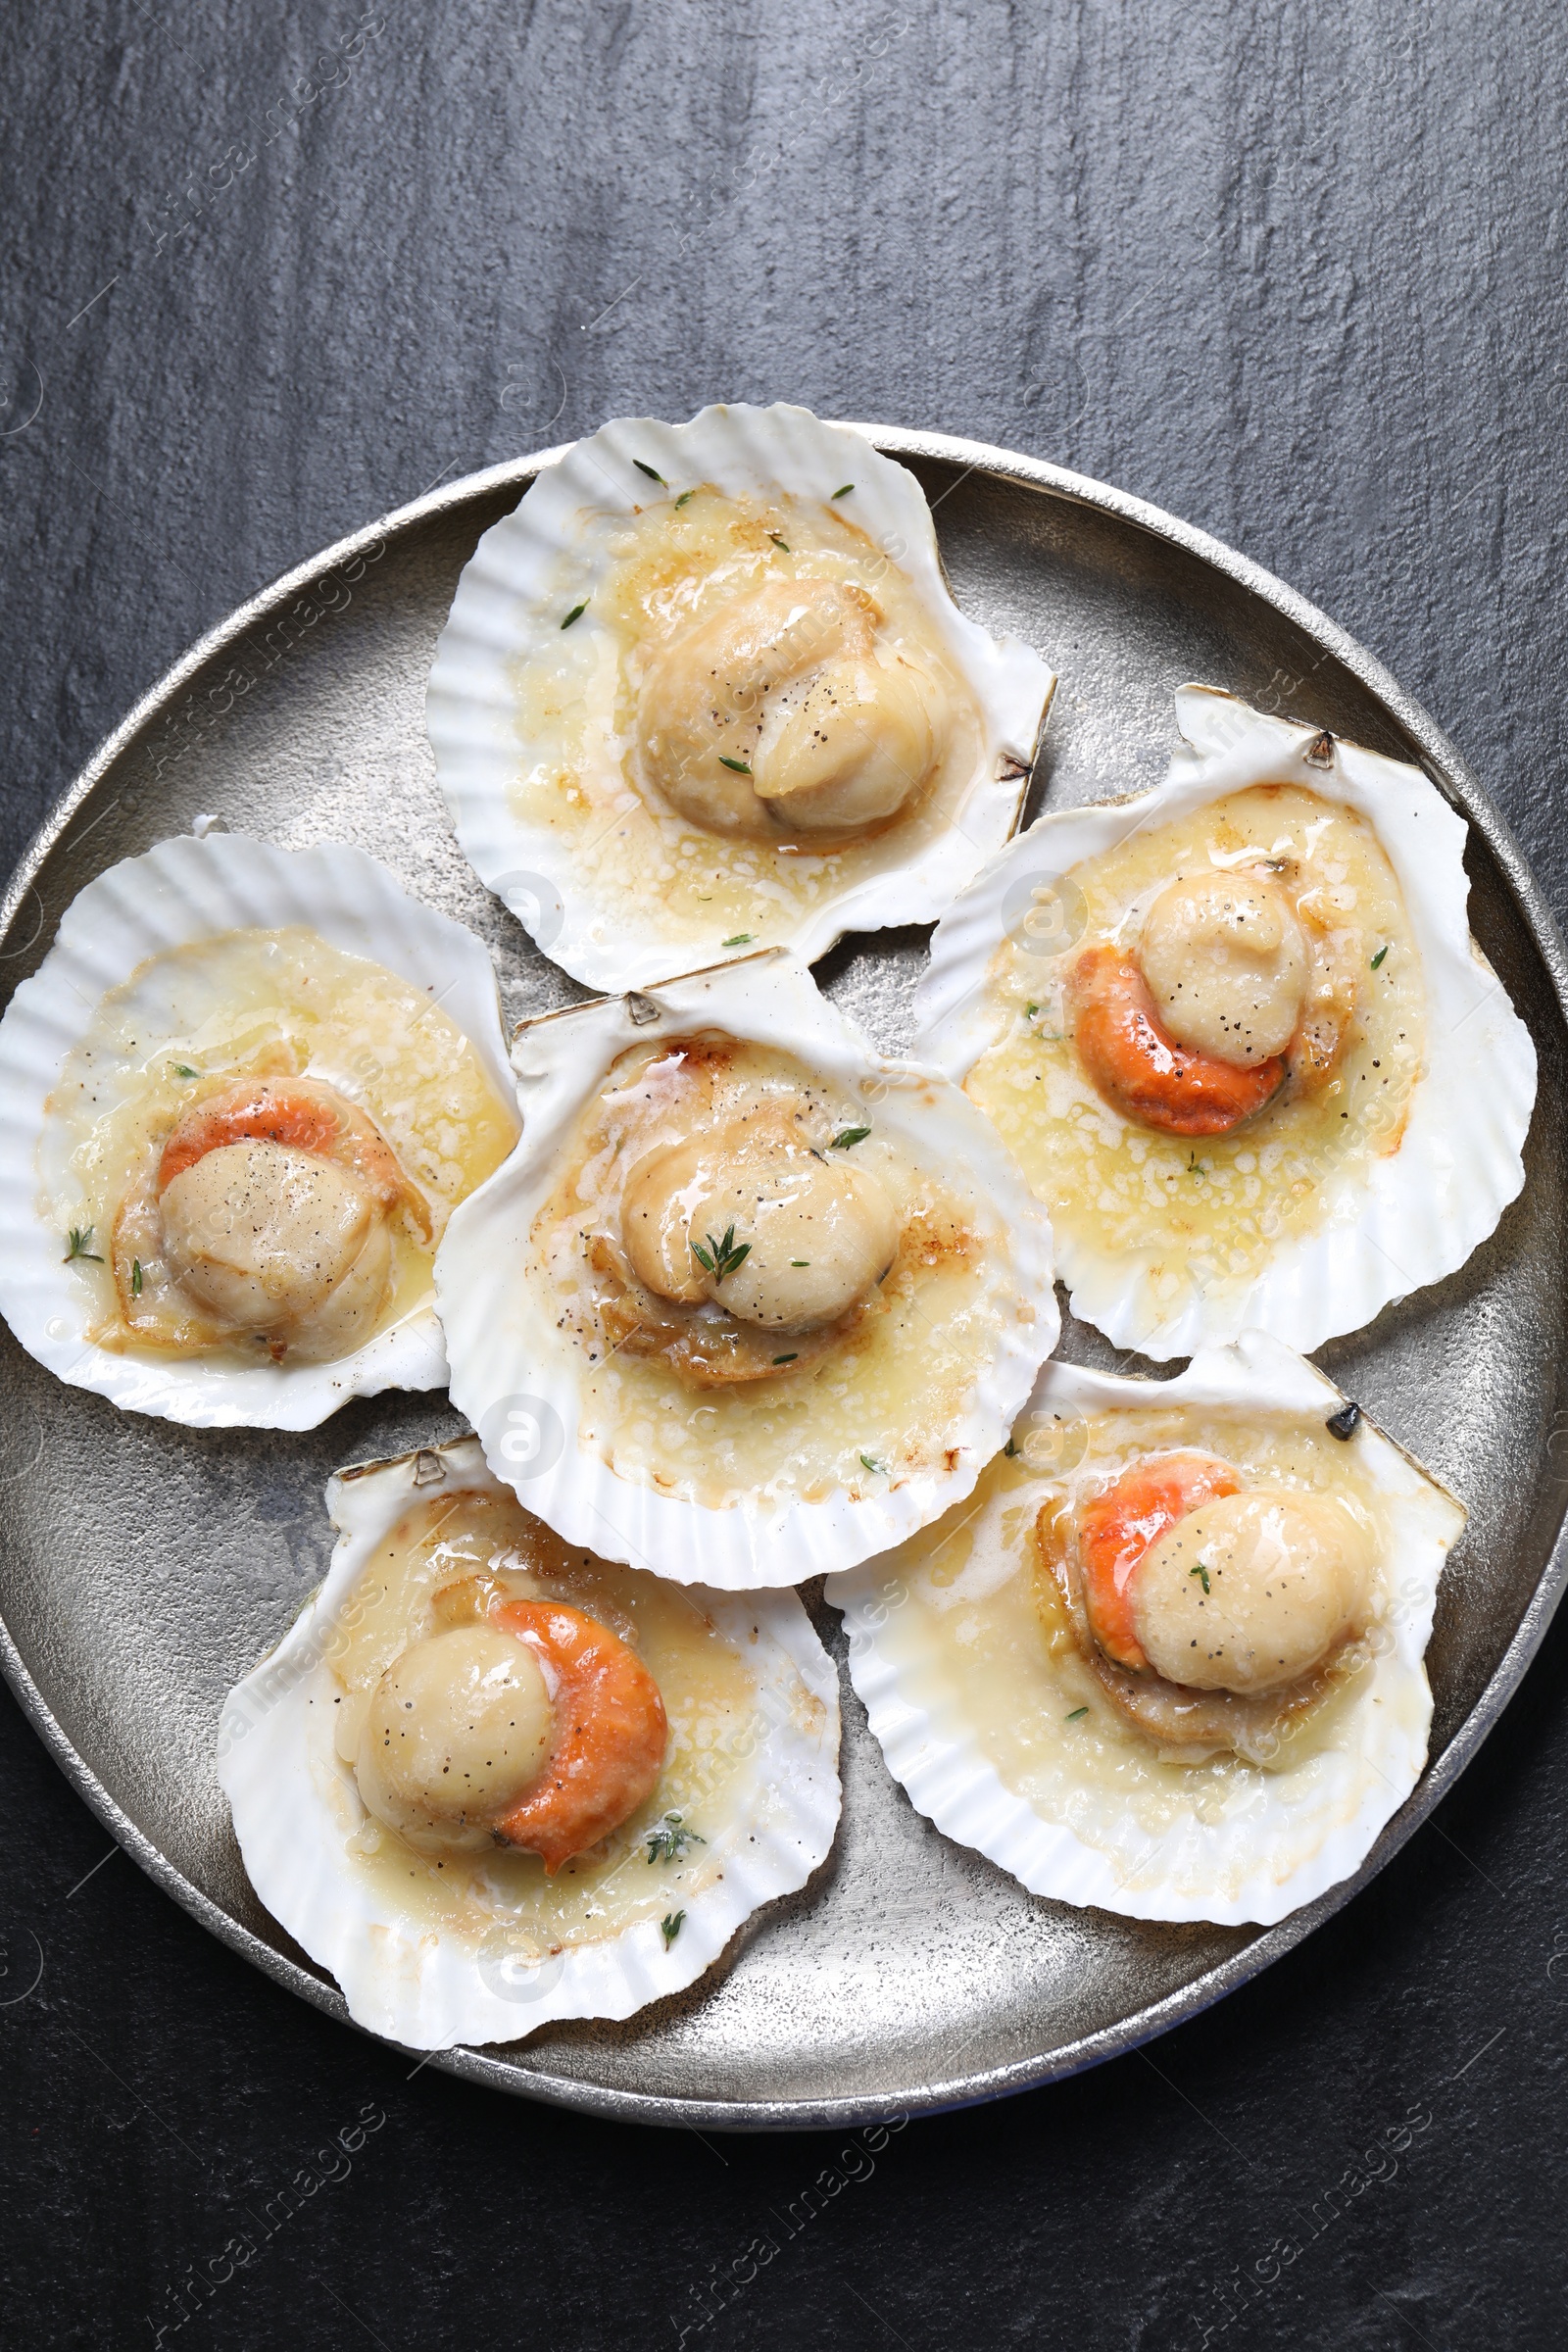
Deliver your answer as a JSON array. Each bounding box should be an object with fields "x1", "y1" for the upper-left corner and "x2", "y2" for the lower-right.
[
  {"x1": 646, "y1": 1812, "x2": 705, "y2": 1866},
  {"x1": 859, "y1": 1453, "x2": 886, "y2": 1475},
  {"x1": 1004, "y1": 1439, "x2": 1018, "y2": 1458},
  {"x1": 832, "y1": 482, "x2": 854, "y2": 498},
  {"x1": 674, "y1": 489, "x2": 695, "y2": 508},
  {"x1": 694, "y1": 1224, "x2": 751, "y2": 1283},
  {"x1": 769, "y1": 532, "x2": 791, "y2": 552},
  {"x1": 1188, "y1": 1152, "x2": 1205, "y2": 1178},
  {"x1": 561, "y1": 600, "x2": 588, "y2": 629},
  {"x1": 831, "y1": 1126, "x2": 871, "y2": 1150},
  {"x1": 791, "y1": 1259, "x2": 809, "y2": 1266},
  {"x1": 718, "y1": 756, "x2": 753, "y2": 775},
  {"x1": 773, "y1": 1352, "x2": 799, "y2": 1365},
  {"x1": 661, "y1": 1910, "x2": 685, "y2": 1947},
  {"x1": 1190, "y1": 1561, "x2": 1211, "y2": 1594},
  {"x1": 722, "y1": 931, "x2": 754, "y2": 947},
  {"x1": 130, "y1": 1259, "x2": 143, "y2": 1298},
  {"x1": 1065, "y1": 1706, "x2": 1088, "y2": 1723},
  {"x1": 1371, "y1": 944, "x2": 1390, "y2": 970},
  {"x1": 64, "y1": 1226, "x2": 103, "y2": 1263},
  {"x1": 171, "y1": 1063, "x2": 199, "y2": 1079},
  {"x1": 1024, "y1": 1003, "x2": 1039, "y2": 1018},
  {"x1": 633, "y1": 459, "x2": 666, "y2": 486}
]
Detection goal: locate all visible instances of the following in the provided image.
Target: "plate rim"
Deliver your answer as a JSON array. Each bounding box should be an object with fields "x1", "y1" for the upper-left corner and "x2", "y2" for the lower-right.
[{"x1": 3, "y1": 420, "x2": 1566, "y2": 2132}]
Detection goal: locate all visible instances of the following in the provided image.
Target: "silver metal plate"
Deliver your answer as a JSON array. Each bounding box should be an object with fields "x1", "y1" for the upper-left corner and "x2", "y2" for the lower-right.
[{"x1": 2, "y1": 428, "x2": 1565, "y2": 2132}]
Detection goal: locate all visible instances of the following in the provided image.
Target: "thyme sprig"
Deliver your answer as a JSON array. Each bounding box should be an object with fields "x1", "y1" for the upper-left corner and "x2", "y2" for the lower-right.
[
  {"x1": 661, "y1": 1911, "x2": 685, "y2": 1947},
  {"x1": 64, "y1": 1226, "x2": 103, "y2": 1263},
  {"x1": 692, "y1": 1225, "x2": 751, "y2": 1283},
  {"x1": 1190, "y1": 1561, "x2": 1211, "y2": 1594},
  {"x1": 646, "y1": 1812, "x2": 705, "y2": 1866}
]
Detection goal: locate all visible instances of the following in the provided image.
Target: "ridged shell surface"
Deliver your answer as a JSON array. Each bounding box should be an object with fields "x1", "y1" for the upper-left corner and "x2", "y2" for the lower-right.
[
  {"x1": 0, "y1": 832, "x2": 517, "y2": 1429},
  {"x1": 217, "y1": 1438, "x2": 843, "y2": 2050},
  {"x1": 435, "y1": 951, "x2": 1060, "y2": 1589},
  {"x1": 426, "y1": 403, "x2": 1054, "y2": 991},
  {"x1": 828, "y1": 1333, "x2": 1466, "y2": 1928},
  {"x1": 914, "y1": 686, "x2": 1538, "y2": 1359}
]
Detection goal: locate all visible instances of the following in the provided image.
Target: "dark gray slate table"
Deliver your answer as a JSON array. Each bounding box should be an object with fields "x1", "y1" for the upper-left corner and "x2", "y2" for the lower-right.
[{"x1": 3, "y1": 5, "x2": 1565, "y2": 2345}]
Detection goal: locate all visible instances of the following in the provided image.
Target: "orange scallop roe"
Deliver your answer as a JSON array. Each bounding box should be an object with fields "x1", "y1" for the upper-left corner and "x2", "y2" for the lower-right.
[
  {"x1": 490, "y1": 1598, "x2": 668, "y2": 1873},
  {"x1": 1070, "y1": 945, "x2": 1285, "y2": 1137},
  {"x1": 1077, "y1": 1451, "x2": 1243, "y2": 1672}
]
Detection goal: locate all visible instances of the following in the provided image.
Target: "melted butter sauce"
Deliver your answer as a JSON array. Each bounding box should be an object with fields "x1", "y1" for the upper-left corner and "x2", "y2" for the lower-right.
[
  {"x1": 40, "y1": 926, "x2": 516, "y2": 1362},
  {"x1": 864, "y1": 1406, "x2": 1421, "y2": 1856},
  {"x1": 506, "y1": 487, "x2": 985, "y2": 955},
  {"x1": 310, "y1": 1488, "x2": 764, "y2": 1950},
  {"x1": 967, "y1": 787, "x2": 1425, "y2": 1323},
  {"x1": 532, "y1": 1036, "x2": 1028, "y2": 1511}
]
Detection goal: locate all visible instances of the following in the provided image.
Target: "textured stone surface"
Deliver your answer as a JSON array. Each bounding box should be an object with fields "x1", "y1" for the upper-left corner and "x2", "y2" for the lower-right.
[{"x1": 3, "y1": 2, "x2": 1567, "y2": 2345}]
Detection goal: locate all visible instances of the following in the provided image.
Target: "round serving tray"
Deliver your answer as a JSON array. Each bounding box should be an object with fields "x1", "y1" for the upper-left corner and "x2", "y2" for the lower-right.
[{"x1": 2, "y1": 427, "x2": 1564, "y2": 2132}]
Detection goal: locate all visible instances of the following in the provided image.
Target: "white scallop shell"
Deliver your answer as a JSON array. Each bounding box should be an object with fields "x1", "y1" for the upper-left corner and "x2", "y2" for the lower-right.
[
  {"x1": 435, "y1": 950, "x2": 1060, "y2": 1589},
  {"x1": 0, "y1": 832, "x2": 518, "y2": 1430},
  {"x1": 914, "y1": 685, "x2": 1538, "y2": 1359},
  {"x1": 217, "y1": 1436, "x2": 842, "y2": 2050},
  {"x1": 426, "y1": 402, "x2": 1055, "y2": 991},
  {"x1": 829, "y1": 1331, "x2": 1467, "y2": 1928}
]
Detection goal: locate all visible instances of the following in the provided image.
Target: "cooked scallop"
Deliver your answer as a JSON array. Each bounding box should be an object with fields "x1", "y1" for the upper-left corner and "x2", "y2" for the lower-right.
[
  {"x1": 143, "y1": 1079, "x2": 417, "y2": 1362},
  {"x1": 622, "y1": 1119, "x2": 901, "y2": 1329},
  {"x1": 639, "y1": 576, "x2": 940, "y2": 838},
  {"x1": 1131, "y1": 1489, "x2": 1376, "y2": 1693},
  {"x1": 355, "y1": 1622, "x2": 558, "y2": 1853},
  {"x1": 1138, "y1": 872, "x2": 1308, "y2": 1063}
]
